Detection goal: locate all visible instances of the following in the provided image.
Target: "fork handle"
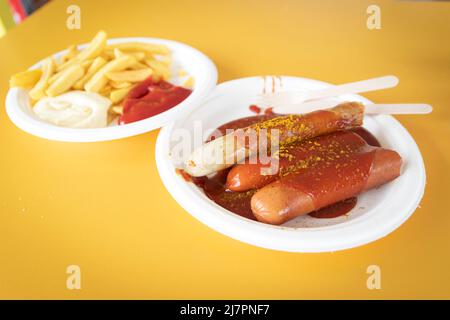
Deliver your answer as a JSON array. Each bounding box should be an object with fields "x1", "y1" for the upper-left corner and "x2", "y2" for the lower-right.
[
  {"x1": 274, "y1": 102, "x2": 432, "y2": 115},
  {"x1": 365, "y1": 103, "x2": 432, "y2": 114},
  {"x1": 305, "y1": 76, "x2": 399, "y2": 101}
]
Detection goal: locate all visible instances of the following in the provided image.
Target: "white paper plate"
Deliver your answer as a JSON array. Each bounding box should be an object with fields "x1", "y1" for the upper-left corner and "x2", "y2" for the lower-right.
[
  {"x1": 156, "y1": 76, "x2": 426, "y2": 252},
  {"x1": 5, "y1": 37, "x2": 217, "y2": 142}
]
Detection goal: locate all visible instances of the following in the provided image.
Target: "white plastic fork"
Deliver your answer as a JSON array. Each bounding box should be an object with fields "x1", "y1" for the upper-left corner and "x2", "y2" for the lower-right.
[
  {"x1": 257, "y1": 75, "x2": 399, "y2": 106},
  {"x1": 273, "y1": 98, "x2": 433, "y2": 115}
]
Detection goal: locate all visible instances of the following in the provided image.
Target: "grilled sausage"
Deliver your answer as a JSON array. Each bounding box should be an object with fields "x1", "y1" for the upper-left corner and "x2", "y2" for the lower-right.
[
  {"x1": 226, "y1": 130, "x2": 370, "y2": 192},
  {"x1": 250, "y1": 147, "x2": 402, "y2": 225},
  {"x1": 184, "y1": 102, "x2": 364, "y2": 177}
]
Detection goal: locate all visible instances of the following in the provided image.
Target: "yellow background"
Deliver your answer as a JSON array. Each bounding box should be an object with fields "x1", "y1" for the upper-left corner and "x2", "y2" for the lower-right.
[{"x1": 0, "y1": 0, "x2": 449, "y2": 299}]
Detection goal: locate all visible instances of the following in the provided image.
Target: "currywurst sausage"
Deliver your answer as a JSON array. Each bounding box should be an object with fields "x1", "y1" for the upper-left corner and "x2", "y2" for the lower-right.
[
  {"x1": 184, "y1": 102, "x2": 364, "y2": 177},
  {"x1": 250, "y1": 147, "x2": 402, "y2": 225},
  {"x1": 226, "y1": 130, "x2": 370, "y2": 192}
]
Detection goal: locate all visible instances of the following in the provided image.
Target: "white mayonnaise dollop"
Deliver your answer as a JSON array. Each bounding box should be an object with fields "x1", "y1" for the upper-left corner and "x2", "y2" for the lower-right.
[{"x1": 33, "y1": 91, "x2": 112, "y2": 128}]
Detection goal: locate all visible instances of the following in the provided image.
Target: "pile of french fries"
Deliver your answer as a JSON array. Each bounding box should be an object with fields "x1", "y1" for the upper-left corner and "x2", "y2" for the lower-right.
[{"x1": 9, "y1": 30, "x2": 173, "y2": 117}]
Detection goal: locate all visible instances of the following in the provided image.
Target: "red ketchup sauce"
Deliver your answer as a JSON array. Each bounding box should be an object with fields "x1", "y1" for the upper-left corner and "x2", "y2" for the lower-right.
[
  {"x1": 309, "y1": 198, "x2": 357, "y2": 219},
  {"x1": 249, "y1": 104, "x2": 262, "y2": 114},
  {"x1": 248, "y1": 104, "x2": 274, "y2": 116},
  {"x1": 278, "y1": 141, "x2": 377, "y2": 218},
  {"x1": 119, "y1": 77, "x2": 192, "y2": 125},
  {"x1": 179, "y1": 114, "x2": 381, "y2": 222},
  {"x1": 264, "y1": 107, "x2": 274, "y2": 115}
]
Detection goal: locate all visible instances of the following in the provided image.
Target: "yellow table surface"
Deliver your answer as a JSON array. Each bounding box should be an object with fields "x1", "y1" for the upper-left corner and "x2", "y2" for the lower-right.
[{"x1": 1, "y1": 0, "x2": 449, "y2": 299}]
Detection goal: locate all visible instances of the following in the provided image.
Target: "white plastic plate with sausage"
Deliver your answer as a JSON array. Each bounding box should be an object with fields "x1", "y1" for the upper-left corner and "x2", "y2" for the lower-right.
[{"x1": 155, "y1": 76, "x2": 426, "y2": 252}]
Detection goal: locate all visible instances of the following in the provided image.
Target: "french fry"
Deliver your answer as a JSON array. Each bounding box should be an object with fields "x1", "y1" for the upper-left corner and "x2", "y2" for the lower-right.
[
  {"x1": 73, "y1": 56, "x2": 108, "y2": 90},
  {"x1": 48, "y1": 59, "x2": 90, "y2": 89},
  {"x1": 60, "y1": 45, "x2": 78, "y2": 63},
  {"x1": 105, "y1": 42, "x2": 170, "y2": 55},
  {"x1": 100, "y1": 84, "x2": 113, "y2": 96},
  {"x1": 84, "y1": 55, "x2": 137, "y2": 93},
  {"x1": 109, "y1": 80, "x2": 132, "y2": 89},
  {"x1": 29, "y1": 99, "x2": 38, "y2": 107},
  {"x1": 9, "y1": 69, "x2": 42, "y2": 88},
  {"x1": 148, "y1": 54, "x2": 172, "y2": 67},
  {"x1": 110, "y1": 87, "x2": 132, "y2": 104},
  {"x1": 46, "y1": 65, "x2": 84, "y2": 97},
  {"x1": 50, "y1": 59, "x2": 90, "y2": 85},
  {"x1": 50, "y1": 59, "x2": 92, "y2": 85},
  {"x1": 158, "y1": 55, "x2": 172, "y2": 67},
  {"x1": 113, "y1": 48, "x2": 146, "y2": 62},
  {"x1": 129, "y1": 51, "x2": 146, "y2": 61},
  {"x1": 100, "y1": 52, "x2": 113, "y2": 61},
  {"x1": 144, "y1": 58, "x2": 170, "y2": 80},
  {"x1": 111, "y1": 106, "x2": 123, "y2": 114},
  {"x1": 81, "y1": 59, "x2": 94, "y2": 69},
  {"x1": 105, "y1": 68, "x2": 152, "y2": 83},
  {"x1": 183, "y1": 76, "x2": 195, "y2": 88},
  {"x1": 48, "y1": 72, "x2": 62, "y2": 85},
  {"x1": 112, "y1": 48, "x2": 124, "y2": 59},
  {"x1": 107, "y1": 109, "x2": 120, "y2": 125},
  {"x1": 129, "y1": 61, "x2": 149, "y2": 70},
  {"x1": 101, "y1": 50, "x2": 117, "y2": 60},
  {"x1": 57, "y1": 30, "x2": 107, "y2": 71},
  {"x1": 29, "y1": 58, "x2": 56, "y2": 100}
]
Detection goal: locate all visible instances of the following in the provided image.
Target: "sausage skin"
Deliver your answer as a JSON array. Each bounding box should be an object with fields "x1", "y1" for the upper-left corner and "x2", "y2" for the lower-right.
[
  {"x1": 184, "y1": 102, "x2": 364, "y2": 177},
  {"x1": 226, "y1": 130, "x2": 369, "y2": 192},
  {"x1": 250, "y1": 148, "x2": 402, "y2": 225}
]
